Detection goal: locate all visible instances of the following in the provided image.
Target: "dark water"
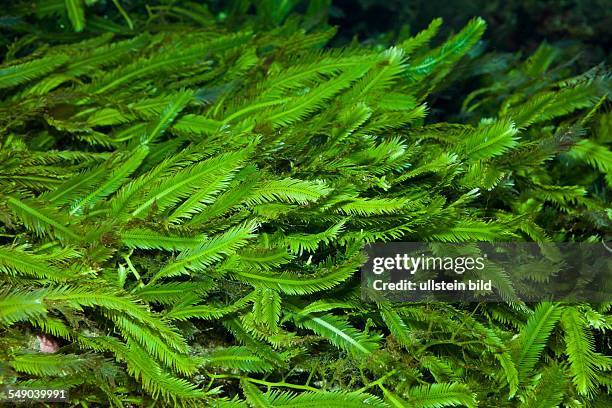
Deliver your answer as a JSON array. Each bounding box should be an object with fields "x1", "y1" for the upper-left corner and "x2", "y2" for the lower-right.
[{"x1": 329, "y1": 0, "x2": 611, "y2": 54}]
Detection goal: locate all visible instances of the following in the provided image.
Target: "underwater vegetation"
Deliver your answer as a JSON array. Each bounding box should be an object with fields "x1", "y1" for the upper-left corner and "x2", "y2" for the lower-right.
[{"x1": 0, "y1": 1, "x2": 611, "y2": 406}]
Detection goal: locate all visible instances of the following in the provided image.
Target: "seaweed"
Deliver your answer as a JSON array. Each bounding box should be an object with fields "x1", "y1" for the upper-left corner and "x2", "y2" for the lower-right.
[{"x1": 0, "y1": 1, "x2": 610, "y2": 406}]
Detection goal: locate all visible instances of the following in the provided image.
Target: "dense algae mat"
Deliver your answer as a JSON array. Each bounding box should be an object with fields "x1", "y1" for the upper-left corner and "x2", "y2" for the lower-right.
[{"x1": 0, "y1": 2, "x2": 611, "y2": 407}]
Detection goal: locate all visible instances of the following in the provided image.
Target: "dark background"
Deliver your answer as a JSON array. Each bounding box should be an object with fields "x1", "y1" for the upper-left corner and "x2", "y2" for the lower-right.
[{"x1": 3, "y1": 0, "x2": 611, "y2": 60}]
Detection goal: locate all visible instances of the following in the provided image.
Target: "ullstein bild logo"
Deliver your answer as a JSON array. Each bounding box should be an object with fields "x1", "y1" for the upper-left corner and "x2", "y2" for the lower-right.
[{"x1": 361, "y1": 242, "x2": 612, "y2": 303}]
